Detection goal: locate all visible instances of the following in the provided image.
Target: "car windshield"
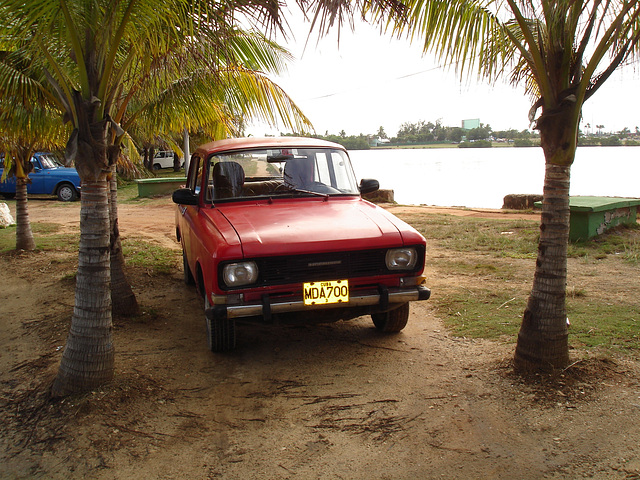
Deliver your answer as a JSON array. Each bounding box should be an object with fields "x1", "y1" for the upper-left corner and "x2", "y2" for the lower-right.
[
  {"x1": 204, "y1": 147, "x2": 360, "y2": 202},
  {"x1": 37, "y1": 154, "x2": 63, "y2": 169}
]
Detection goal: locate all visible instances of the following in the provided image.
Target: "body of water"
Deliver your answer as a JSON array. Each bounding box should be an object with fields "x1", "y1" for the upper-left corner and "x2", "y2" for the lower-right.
[{"x1": 349, "y1": 146, "x2": 639, "y2": 209}]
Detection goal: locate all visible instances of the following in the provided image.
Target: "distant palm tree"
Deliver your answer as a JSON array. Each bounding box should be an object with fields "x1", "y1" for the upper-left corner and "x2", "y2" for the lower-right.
[
  {"x1": 393, "y1": 0, "x2": 640, "y2": 371},
  {"x1": 0, "y1": 51, "x2": 69, "y2": 251}
]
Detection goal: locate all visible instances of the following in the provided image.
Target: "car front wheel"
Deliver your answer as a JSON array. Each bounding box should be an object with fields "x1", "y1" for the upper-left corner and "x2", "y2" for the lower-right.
[
  {"x1": 205, "y1": 294, "x2": 236, "y2": 352},
  {"x1": 371, "y1": 303, "x2": 409, "y2": 332},
  {"x1": 57, "y1": 183, "x2": 78, "y2": 202}
]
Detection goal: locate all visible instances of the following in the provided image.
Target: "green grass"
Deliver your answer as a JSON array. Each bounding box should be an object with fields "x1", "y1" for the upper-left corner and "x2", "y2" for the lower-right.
[
  {"x1": 404, "y1": 213, "x2": 640, "y2": 264},
  {"x1": 438, "y1": 289, "x2": 525, "y2": 340},
  {"x1": 567, "y1": 300, "x2": 640, "y2": 351},
  {"x1": 0, "y1": 225, "x2": 17, "y2": 252},
  {"x1": 116, "y1": 180, "x2": 140, "y2": 202},
  {"x1": 403, "y1": 212, "x2": 640, "y2": 354},
  {"x1": 122, "y1": 238, "x2": 180, "y2": 275},
  {"x1": 569, "y1": 223, "x2": 640, "y2": 264},
  {"x1": 401, "y1": 214, "x2": 540, "y2": 259},
  {"x1": 439, "y1": 286, "x2": 640, "y2": 352},
  {"x1": 0, "y1": 222, "x2": 78, "y2": 253}
]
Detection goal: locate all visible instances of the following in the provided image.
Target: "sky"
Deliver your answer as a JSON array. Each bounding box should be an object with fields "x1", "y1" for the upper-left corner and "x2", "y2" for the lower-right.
[{"x1": 246, "y1": 7, "x2": 640, "y2": 138}]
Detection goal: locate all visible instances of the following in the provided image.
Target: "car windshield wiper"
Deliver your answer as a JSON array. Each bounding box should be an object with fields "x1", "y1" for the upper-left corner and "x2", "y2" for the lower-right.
[{"x1": 280, "y1": 185, "x2": 329, "y2": 199}]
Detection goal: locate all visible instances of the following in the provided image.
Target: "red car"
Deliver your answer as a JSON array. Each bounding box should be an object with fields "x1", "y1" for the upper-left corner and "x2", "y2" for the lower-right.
[{"x1": 173, "y1": 137, "x2": 430, "y2": 351}]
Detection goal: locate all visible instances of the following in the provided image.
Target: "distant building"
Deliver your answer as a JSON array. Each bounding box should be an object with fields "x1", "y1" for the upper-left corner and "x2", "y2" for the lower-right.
[
  {"x1": 462, "y1": 119, "x2": 481, "y2": 130},
  {"x1": 369, "y1": 137, "x2": 390, "y2": 147}
]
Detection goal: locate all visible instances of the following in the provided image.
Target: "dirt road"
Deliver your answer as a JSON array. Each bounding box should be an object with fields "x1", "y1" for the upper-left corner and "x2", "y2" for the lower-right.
[{"x1": 1, "y1": 198, "x2": 639, "y2": 479}]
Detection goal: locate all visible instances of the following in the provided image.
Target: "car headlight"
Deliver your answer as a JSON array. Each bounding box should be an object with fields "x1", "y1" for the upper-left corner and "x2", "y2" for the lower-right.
[
  {"x1": 222, "y1": 261, "x2": 258, "y2": 287},
  {"x1": 385, "y1": 248, "x2": 418, "y2": 270}
]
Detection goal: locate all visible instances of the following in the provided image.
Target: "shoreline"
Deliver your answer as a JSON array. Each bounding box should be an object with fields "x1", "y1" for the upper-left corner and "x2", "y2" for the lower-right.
[{"x1": 384, "y1": 203, "x2": 541, "y2": 220}]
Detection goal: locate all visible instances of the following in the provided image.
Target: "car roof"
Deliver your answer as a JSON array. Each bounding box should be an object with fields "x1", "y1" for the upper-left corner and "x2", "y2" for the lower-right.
[{"x1": 194, "y1": 137, "x2": 347, "y2": 157}]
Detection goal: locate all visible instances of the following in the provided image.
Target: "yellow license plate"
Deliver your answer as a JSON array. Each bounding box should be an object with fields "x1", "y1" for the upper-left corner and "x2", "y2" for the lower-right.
[{"x1": 303, "y1": 280, "x2": 349, "y2": 305}]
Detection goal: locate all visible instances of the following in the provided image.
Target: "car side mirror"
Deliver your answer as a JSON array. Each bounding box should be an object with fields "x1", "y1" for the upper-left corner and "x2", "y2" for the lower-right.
[
  {"x1": 172, "y1": 188, "x2": 198, "y2": 205},
  {"x1": 359, "y1": 178, "x2": 379, "y2": 195}
]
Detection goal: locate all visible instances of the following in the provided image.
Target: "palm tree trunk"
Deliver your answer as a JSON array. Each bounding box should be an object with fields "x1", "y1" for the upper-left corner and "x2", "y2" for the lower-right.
[
  {"x1": 52, "y1": 179, "x2": 114, "y2": 396},
  {"x1": 109, "y1": 165, "x2": 139, "y2": 316},
  {"x1": 172, "y1": 152, "x2": 180, "y2": 172},
  {"x1": 14, "y1": 178, "x2": 36, "y2": 251},
  {"x1": 147, "y1": 147, "x2": 155, "y2": 171},
  {"x1": 514, "y1": 161, "x2": 571, "y2": 371}
]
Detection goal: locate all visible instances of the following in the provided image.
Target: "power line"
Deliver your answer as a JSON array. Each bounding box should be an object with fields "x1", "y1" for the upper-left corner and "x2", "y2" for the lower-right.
[{"x1": 307, "y1": 65, "x2": 444, "y2": 101}]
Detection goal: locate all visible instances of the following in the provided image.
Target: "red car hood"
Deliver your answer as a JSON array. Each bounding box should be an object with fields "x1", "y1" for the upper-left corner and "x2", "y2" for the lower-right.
[{"x1": 215, "y1": 197, "x2": 411, "y2": 258}]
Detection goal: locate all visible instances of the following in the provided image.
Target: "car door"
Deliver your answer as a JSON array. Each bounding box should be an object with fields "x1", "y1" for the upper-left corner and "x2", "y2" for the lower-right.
[
  {"x1": 178, "y1": 155, "x2": 204, "y2": 263},
  {"x1": 26, "y1": 157, "x2": 49, "y2": 194},
  {"x1": 0, "y1": 158, "x2": 15, "y2": 194}
]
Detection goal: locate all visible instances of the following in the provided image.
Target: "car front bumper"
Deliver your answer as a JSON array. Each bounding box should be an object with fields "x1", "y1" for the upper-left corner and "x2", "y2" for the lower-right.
[{"x1": 206, "y1": 284, "x2": 431, "y2": 321}]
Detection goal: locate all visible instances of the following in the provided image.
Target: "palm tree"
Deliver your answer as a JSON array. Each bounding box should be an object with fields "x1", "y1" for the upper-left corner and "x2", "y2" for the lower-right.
[
  {"x1": 0, "y1": 123, "x2": 67, "y2": 251},
  {"x1": 0, "y1": 50, "x2": 69, "y2": 251},
  {"x1": 0, "y1": 143, "x2": 38, "y2": 251},
  {"x1": 392, "y1": 0, "x2": 640, "y2": 371},
  {"x1": 2, "y1": 0, "x2": 315, "y2": 396}
]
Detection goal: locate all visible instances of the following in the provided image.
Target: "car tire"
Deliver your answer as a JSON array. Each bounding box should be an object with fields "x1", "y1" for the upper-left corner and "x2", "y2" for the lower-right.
[
  {"x1": 153, "y1": 163, "x2": 161, "y2": 170},
  {"x1": 371, "y1": 303, "x2": 409, "y2": 332},
  {"x1": 57, "y1": 183, "x2": 78, "y2": 202},
  {"x1": 183, "y1": 250, "x2": 195, "y2": 285},
  {"x1": 205, "y1": 294, "x2": 236, "y2": 352}
]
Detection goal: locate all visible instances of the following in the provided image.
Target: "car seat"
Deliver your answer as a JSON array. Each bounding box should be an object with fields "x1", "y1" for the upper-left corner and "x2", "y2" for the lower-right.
[
  {"x1": 283, "y1": 158, "x2": 314, "y2": 188},
  {"x1": 213, "y1": 162, "x2": 245, "y2": 199}
]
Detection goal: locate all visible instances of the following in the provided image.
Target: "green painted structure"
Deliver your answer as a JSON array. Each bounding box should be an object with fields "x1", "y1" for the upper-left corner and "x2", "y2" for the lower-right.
[
  {"x1": 534, "y1": 196, "x2": 640, "y2": 241},
  {"x1": 567, "y1": 196, "x2": 640, "y2": 241},
  {"x1": 135, "y1": 177, "x2": 186, "y2": 197}
]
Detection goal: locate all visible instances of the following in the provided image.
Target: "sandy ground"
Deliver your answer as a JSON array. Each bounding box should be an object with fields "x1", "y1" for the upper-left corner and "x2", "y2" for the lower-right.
[{"x1": 1, "y1": 198, "x2": 639, "y2": 480}]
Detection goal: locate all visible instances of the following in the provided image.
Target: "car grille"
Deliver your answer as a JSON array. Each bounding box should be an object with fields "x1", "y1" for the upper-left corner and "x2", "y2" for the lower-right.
[{"x1": 219, "y1": 246, "x2": 425, "y2": 290}]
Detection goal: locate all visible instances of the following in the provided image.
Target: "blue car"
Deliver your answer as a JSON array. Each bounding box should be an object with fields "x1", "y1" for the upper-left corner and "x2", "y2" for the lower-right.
[{"x1": 0, "y1": 153, "x2": 81, "y2": 202}]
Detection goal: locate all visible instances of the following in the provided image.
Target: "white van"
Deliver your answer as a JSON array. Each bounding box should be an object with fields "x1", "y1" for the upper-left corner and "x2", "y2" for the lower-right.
[{"x1": 153, "y1": 151, "x2": 182, "y2": 170}]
